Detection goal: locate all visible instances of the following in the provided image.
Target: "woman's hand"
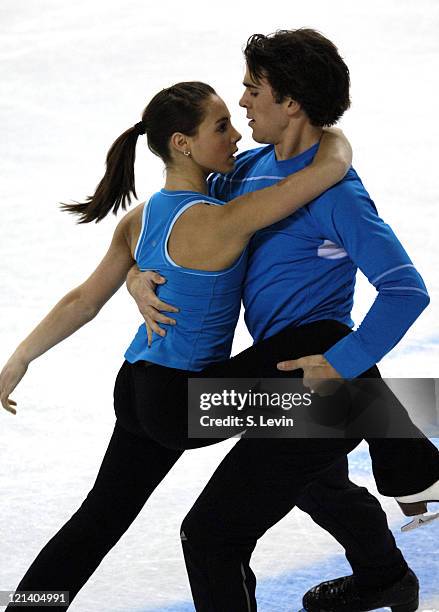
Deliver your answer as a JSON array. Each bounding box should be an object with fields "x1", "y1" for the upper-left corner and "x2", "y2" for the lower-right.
[
  {"x1": 315, "y1": 127, "x2": 353, "y2": 179},
  {"x1": 217, "y1": 127, "x2": 353, "y2": 239},
  {"x1": 0, "y1": 354, "x2": 28, "y2": 414},
  {"x1": 1, "y1": 214, "x2": 138, "y2": 416}
]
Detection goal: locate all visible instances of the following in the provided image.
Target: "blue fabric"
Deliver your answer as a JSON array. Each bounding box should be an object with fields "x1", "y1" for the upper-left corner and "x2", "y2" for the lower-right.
[
  {"x1": 209, "y1": 144, "x2": 429, "y2": 378},
  {"x1": 125, "y1": 190, "x2": 247, "y2": 371}
]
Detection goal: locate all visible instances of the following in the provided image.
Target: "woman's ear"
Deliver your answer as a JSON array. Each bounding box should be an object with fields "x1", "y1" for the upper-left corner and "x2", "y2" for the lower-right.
[{"x1": 170, "y1": 132, "x2": 190, "y2": 156}]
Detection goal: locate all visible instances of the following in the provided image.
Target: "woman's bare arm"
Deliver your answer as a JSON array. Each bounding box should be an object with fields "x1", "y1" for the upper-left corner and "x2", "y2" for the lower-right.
[
  {"x1": 166, "y1": 128, "x2": 352, "y2": 271},
  {"x1": 0, "y1": 214, "x2": 135, "y2": 413},
  {"x1": 218, "y1": 128, "x2": 352, "y2": 240}
]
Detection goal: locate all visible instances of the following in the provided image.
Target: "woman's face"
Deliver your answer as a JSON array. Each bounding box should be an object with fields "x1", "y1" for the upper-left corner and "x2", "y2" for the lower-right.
[{"x1": 187, "y1": 94, "x2": 242, "y2": 174}]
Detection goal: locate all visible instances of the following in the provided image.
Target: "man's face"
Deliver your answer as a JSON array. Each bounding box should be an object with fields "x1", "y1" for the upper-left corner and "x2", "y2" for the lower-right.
[{"x1": 239, "y1": 67, "x2": 290, "y2": 144}]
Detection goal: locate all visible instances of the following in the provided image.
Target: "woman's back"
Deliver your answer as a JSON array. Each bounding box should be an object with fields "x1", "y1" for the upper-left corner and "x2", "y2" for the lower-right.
[{"x1": 124, "y1": 190, "x2": 248, "y2": 371}]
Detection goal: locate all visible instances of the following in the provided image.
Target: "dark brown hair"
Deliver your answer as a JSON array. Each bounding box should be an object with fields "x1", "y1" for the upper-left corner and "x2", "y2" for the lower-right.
[
  {"x1": 61, "y1": 81, "x2": 216, "y2": 223},
  {"x1": 244, "y1": 29, "x2": 351, "y2": 127}
]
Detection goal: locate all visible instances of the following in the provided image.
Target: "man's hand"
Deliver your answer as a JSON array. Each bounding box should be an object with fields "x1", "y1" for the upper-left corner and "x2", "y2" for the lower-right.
[
  {"x1": 126, "y1": 266, "x2": 179, "y2": 347},
  {"x1": 277, "y1": 354, "x2": 343, "y2": 396}
]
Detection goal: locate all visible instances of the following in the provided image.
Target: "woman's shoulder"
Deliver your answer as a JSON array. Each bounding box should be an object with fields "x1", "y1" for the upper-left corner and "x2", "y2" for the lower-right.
[
  {"x1": 125, "y1": 201, "x2": 146, "y2": 218},
  {"x1": 118, "y1": 202, "x2": 147, "y2": 255}
]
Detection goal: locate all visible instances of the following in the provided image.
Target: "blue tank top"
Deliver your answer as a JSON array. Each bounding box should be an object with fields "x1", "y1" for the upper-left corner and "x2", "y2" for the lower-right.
[{"x1": 124, "y1": 189, "x2": 248, "y2": 371}]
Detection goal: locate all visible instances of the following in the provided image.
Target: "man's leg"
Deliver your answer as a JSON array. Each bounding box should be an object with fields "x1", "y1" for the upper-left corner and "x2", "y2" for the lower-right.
[
  {"x1": 298, "y1": 461, "x2": 420, "y2": 611},
  {"x1": 296, "y1": 457, "x2": 408, "y2": 588},
  {"x1": 181, "y1": 436, "x2": 360, "y2": 611},
  {"x1": 199, "y1": 322, "x2": 412, "y2": 577}
]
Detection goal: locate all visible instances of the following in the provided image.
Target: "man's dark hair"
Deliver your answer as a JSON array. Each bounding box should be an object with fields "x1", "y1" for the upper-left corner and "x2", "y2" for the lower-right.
[{"x1": 244, "y1": 29, "x2": 351, "y2": 127}]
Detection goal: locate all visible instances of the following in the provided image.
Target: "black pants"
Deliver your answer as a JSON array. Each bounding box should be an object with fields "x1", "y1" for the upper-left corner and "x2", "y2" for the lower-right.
[
  {"x1": 126, "y1": 319, "x2": 439, "y2": 495},
  {"x1": 8, "y1": 320, "x2": 438, "y2": 610},
  {"x1": 176, "y1": 320, "x2": 439, "y2": 610}
]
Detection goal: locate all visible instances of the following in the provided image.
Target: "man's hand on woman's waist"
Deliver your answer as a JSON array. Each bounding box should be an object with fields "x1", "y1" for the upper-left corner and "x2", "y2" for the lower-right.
[{"x1": 126, "y1": 266, "x2": 177, "y2": 346}]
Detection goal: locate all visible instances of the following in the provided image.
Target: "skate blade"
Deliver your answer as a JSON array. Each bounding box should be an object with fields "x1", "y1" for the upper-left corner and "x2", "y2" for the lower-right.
[{"x1": 401, "y1": 511, "x2": 439, "y2": 532}]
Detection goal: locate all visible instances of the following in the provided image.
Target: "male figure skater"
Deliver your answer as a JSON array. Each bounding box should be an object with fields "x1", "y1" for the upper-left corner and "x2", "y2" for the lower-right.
[{"x1": 127, "y1": 29, "x2": 438, "y2": 611}]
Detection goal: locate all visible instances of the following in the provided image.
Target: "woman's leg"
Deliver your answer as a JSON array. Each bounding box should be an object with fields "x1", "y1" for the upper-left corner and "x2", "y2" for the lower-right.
[
  {"x1": 353, "y1": 376, "x2": 439, "y2": 496},
  {"x1": 8, "y1": 422, "x2": 182, "y2": 610},
  {"x1": 130, "y1": 361, "x2": 225, "y2": 450},
  {"x1": 201, "y1": 319, "x2": 439, "y2": 496},
  {"x1": 7, "y1": 363, "x2": 183, "y2": 610}
]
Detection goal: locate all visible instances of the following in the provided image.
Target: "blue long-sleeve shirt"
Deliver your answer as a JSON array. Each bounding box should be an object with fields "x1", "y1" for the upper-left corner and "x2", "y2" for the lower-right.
[{"x1": 209, "y1": 144, "x2": 429, "y2": 378}]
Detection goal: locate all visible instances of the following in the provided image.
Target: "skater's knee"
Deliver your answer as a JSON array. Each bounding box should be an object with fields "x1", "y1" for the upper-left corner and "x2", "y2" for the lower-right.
[
  {"x1": 181, "y1": 505, "x2": 254, "y2": 556},
  {"x1": 180, "y1": 509, "x2": 221, "y2": 551},
  {"x1": 180, "y1": 513, "x2": 204, "y2": 549}
]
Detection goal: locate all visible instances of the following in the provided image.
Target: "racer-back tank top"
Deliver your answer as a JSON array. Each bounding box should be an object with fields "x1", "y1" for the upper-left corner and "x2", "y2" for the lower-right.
[{"x1": 124, "y1": 189, "x2": 248, "y2": 371}]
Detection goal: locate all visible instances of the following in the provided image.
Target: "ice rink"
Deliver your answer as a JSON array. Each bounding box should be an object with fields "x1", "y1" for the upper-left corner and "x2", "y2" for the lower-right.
[{"x1": 1, "y1": 0, "x2": 438, "y2": 610}]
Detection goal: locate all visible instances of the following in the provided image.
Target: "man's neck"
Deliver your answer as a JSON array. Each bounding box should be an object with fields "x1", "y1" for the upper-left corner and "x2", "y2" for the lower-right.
[{"x1": 274, "y1": 123, "x2": 323, "y2": 161}]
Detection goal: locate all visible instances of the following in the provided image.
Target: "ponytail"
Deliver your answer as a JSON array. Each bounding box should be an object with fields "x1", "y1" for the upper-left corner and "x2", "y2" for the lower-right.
[
  {"x1": 60, "y1": 121, "x2": 145, "y2": 224},
  {"x1": 61, "y1": 81, "x2": 216, "y2": 224}
]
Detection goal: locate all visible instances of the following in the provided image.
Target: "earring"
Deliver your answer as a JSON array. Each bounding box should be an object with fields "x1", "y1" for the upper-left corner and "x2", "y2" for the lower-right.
[{"x1": 183, "y1": 150, "x2": 191, "y2": 157}]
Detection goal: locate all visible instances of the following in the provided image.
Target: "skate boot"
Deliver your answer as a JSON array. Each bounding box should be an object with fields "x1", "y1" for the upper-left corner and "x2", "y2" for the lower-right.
[
  {"x1": 302, "y1": 568, "x2": 419, "y2": 612},
  {"x1": 395, "y1": 479, "x2": 439, "y2": 532}
]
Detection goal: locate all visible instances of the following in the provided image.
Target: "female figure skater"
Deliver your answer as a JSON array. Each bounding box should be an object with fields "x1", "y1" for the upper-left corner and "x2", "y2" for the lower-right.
[{"x1": 0, "y1": 81, "x2": 355, "y2": 610}]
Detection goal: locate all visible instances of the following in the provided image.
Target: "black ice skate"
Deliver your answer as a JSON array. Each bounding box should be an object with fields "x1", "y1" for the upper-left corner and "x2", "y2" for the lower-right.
[{"x1": 301, "y1": 568, "x2": 419, "y2": 612}]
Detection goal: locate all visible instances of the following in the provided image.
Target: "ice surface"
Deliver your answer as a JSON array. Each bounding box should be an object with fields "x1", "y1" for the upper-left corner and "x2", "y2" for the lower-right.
[{"x1": 1, "y1": 0, "x2": 438, "y2": 610}]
